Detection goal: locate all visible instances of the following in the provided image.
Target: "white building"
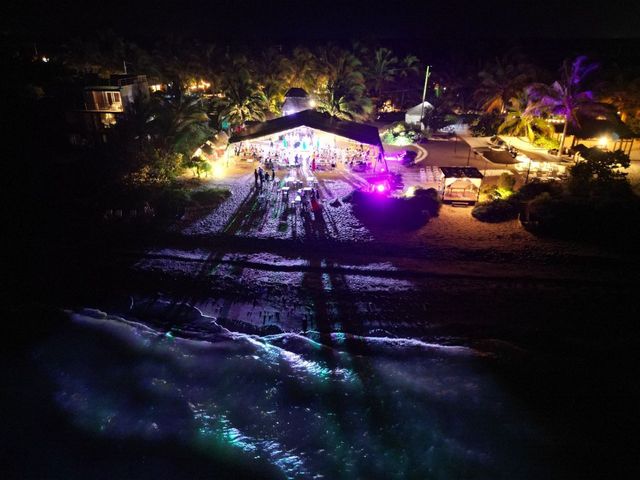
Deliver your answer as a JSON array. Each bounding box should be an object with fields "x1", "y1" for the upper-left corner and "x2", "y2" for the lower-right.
[
  {"x1": 282, "y1": 88, "x2": 312, "y2": 116},
  {"x1": 405, "y1": 101, "x2": 434, "y2": 129}
]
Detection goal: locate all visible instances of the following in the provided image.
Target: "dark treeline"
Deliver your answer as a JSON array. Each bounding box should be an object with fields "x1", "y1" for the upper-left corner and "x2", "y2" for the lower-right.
[
  {"x1": 5, "y1": 32, "x2": 640, "y2": 125},
  {"x1": 4, "y1": 31, "x2": 640, "y2": 244}
]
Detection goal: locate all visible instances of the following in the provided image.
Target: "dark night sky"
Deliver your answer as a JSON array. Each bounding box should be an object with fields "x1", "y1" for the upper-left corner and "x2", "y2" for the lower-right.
[{"x1": 4, "y1": 0, "x2": 640, "y2": 42}]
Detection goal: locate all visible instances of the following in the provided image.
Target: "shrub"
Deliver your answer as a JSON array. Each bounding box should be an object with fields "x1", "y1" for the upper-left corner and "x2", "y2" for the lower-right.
[
  {"x1": 513, "y1": 180, "x2": 563, "y2": 201},
  {"x1": 568, "y1": 148, "x2": 631, "y2": 196},
  {"x1": 497, "y1": 172, "x2": 516, "y2": 191},
  {"x1": 190, "y1": 187, "x2": 230, "y2": 206},
  {"x1": 470, "y1": 112, "x2": 503, "y2": 137},
  {"x1": 155, "y1": 188, "x2": 190, "y2": 218},
  {"x1": 480, "y1": 184, "x2": 513, "y2": 201},
  {"x1": 526, "y1": 192, "x2": 640, "y2": 243},
  {"x1": 349, "y1": 190, "x2": 435, "y2": 230},
  {"x1": 381, "y1": 122, "x2": 422, "y2": 145},
  {"x1": 382, "y1": 131, "x2": 395, "y2": 144},
  {"x1": 412, "y1": 188, "x2": 441, "y2": 217},
  {"x1": 532, "y1": 135, "x2": 559, "y2": 150},
  {"x1": 472, "y1": 199, "x2": 519, "y2": 222}
]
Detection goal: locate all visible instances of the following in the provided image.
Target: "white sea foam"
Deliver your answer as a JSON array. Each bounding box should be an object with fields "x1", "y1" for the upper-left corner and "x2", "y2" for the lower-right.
[{"x1": 36, "y1": 308, "x2": 546, "y2": 480}]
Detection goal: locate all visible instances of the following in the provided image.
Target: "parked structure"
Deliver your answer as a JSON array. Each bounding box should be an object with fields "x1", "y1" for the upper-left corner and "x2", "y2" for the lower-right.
[
  {"x1": 282, "y1": 88, "x2": 313, "y2": 116},
  {"x1": 405, "y1": 101, "x2": 433, "y2": 129},
  {"x1": 67, "y1": 74, "x2": 149, "y2": 146},
  {"x1": 439, "y1": 167, "x2": 484, "y2": 204},
  {"x1": 229, "y1": 109, "x2": 386, "y2": 172},
  {"x1": 551, "y1": 109, "x2": 636, "y2": 155}
]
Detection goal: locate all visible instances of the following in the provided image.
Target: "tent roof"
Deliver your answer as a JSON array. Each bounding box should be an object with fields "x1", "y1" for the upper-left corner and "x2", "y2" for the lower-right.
[
  {"x1": 406, "y1": 101, "x2": 434, "y2": 115},
  {"x1": 447, "y1": 178, "x2": 479, "y2": 189},
  {"x1": 284, "y1": 88, "x2": 309, "y2": 98},
  {"x1": 440, "y1": 166, "x2": 484, "y2": 179},
  {"x1": 229, "y1": 109, "x2": 383, "y2": 147},
  {"x1": 282, "y1": 96, "x2": 311, "y2": 111},
  {"x1": 554, "y1": 110, "x2": 637, "y2": 139}
]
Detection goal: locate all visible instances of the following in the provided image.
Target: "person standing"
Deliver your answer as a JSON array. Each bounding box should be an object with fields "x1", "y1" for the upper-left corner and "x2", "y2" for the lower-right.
[
  {"x1": 258, "y1": 168, "x2": 264, "y2": 186},
  {"x1": 254, "y1": 168, "x2": 259, "y2": 186},
  {"x1": 310, "y1": 195, "x2": 320, "y2": 214}
]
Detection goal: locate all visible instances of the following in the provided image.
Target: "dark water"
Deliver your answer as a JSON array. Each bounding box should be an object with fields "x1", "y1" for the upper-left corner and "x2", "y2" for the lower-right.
[{"x1": 12, "y1": 308, "x2": 563, "y2": 479}]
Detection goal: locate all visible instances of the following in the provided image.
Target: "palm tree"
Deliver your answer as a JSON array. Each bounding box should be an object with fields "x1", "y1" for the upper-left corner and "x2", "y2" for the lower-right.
[
  {"x1": 314, "y1": 45, "x2": 372, "y2": 121},
  {"x1": 368, "y1": 47, "x2": 398, "y2": 98},
  {"x1": 283, "y1": 47, "x2": 319, "y2": 93},
  {"x1": 256, "y1": 47, "x2": 288, "y2": 115},
  {"x1": 597, "y1": 67, "x2": 640, "y2": 126},
  {"x1": 152, "y1": 87, "x2": 211, "y2": 157},
  {"x1": 399, "y1": 54, "x2": 420, "y2": 77},
  {"x1": 527, "y1": 56, "x2": 605, "y2": 156},
  {"x1": 261, "y1": 79, "x2": 285, "y2": 116},
  {"x1": 474, "y1": 51, "x2": 538, "y2": 113},
  {"x1": 201, "y1": 43, "x2": 224, "y2": 92},
  {"x1": 498, "y1": 93, "x2": 553, "y2": 142},
  {"x1": 316, "y1": 79, "x2": 372, "y2": 121},
  {"x1": 316, "y1": 45, "x2": 362, "y2": 84},
  {"x1": 217, "y1": 68, "x2": 268, "y2": 127}
]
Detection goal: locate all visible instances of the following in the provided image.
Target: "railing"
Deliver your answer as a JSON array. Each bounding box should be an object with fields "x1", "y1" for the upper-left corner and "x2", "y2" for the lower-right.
[{"x1": 85, "y1": 100, "x2": 123, "y2": 112}]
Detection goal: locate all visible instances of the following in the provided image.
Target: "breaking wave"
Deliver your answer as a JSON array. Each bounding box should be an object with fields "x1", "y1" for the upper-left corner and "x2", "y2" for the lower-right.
[{"x1": 35, "y1": 307, "x2": 547, "y2": 479}]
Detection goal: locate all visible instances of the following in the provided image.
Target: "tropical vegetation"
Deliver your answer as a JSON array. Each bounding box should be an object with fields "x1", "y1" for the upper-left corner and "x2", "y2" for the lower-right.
[{"x1": 9, "y1": 32, "x2": 640, "y2": 237}]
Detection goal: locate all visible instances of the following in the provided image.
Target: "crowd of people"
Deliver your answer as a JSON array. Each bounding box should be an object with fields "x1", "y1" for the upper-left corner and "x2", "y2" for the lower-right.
[
  {"x1": 253, "y1": 165, "x2": 276, "y2": 187},
  {"x1": 234, "y1": 138, "x2": 379, "y2": 172}
]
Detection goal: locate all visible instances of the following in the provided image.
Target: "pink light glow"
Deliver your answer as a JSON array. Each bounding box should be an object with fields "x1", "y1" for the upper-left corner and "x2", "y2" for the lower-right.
[{"x1": 376, "y1": 183, "x2": 386, "y2": 193}]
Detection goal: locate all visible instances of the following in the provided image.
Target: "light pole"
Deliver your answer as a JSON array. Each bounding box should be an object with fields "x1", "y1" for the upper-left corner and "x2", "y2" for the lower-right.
[
  {"x1": 419, "y1": 65, "x2": 431, "y2": 131},
  {"x1": 525, "y1": 157, "x2": 532, "y2": 184}
]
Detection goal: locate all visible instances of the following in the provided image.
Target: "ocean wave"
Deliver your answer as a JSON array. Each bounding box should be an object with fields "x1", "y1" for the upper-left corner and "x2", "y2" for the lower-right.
[{"x1": 34, "y1": 307, "x2": 545, "y2": 479}]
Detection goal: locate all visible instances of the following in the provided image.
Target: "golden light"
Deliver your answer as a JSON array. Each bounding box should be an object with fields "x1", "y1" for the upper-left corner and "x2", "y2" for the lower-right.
[
  {"x1": 309, "y1": 99, "x2": 316, "y2": 107},
  {"x1": 405, "y1": 186, "x2": 416, "y2": 197},
  {"x1": 379, "y1": 100, "x2": 398, "y2": 113},
  {"x1": 41, "y1": 56, "x2": 49, "y2": 63},
  {"x1": 150, "y1": 84, "x2": 163, "y2": 92},
  {"x1": 212, "y1": 162, "x2": 226, "y2": 178},
  {"x1": 597, "y1": 136, "x2": 608, "y2": 148},
  {"x1": 188, "y1": 80, "x2": 211, "y2": 92}
]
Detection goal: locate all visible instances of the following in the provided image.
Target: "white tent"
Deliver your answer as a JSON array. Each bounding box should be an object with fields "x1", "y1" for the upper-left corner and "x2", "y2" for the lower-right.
[
  {"x1": 405, "y1": 101, "x2": 434, "y2": 128},
  {"x1": 282, "y1": 88, "x2": 312, "y2": 116}
]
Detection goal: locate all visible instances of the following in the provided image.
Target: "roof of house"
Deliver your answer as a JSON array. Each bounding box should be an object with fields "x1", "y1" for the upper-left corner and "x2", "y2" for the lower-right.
[
  {"x1": 229, "y1": 109, "x2": 383, "y2": 147},
  {"x1": 554, "y1": 111, "x2": 637, "y2": 139},
  {"x1": 446, "y1": 178, "x2": 480, "y2": 189},
  {"x1": 282, "y1": 96, "x2": 311, "y2": 111},
  {"x1": 439, "y1": 166, "x2": 484, "y2": 179},
  {"x1": 284, "y1": 88, "x2": 309, "y2": 98},
  {"x1": 84, "y1": 85, "x2": 121, "y2": 91},
  {"x1": 406, "y1": 101, "x2": 434, "y2": 116}
]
